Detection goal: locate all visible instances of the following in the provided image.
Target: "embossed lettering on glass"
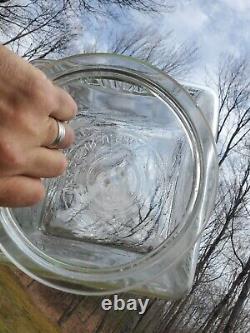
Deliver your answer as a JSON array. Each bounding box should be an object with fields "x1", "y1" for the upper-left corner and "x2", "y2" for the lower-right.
[{"x1": 0, "y1": 54, "x2": 218, "y2": 299}]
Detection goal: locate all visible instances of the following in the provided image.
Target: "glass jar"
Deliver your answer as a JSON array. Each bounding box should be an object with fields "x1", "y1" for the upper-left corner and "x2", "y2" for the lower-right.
[{"x1": 0, "y1": 54, "x2": 218, "y2": 299}]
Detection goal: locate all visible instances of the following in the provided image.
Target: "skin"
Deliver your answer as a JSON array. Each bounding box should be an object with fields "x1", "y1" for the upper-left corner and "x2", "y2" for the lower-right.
[{"x1": 0, "y1": 45, "x2": 77, "y2": 207}]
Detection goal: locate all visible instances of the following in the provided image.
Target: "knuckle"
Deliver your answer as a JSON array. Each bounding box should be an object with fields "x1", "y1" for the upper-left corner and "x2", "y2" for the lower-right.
[
  {"x1": 0, "y1": 98, "x2": 13, "y2": 120},
  {"x1": 25, "y1": 72, "x2": 56, "y2": 106},
  {"x1": 13, "y1": 110, "x2": 27, "y2": 126},
  {"x1": 42, "y1": 90, "x2": 59, "y2": 115},
  {"x1": 0, "y1": 140, "x2": 24, "y2": 170},
  {"x1": 46, "y1": 92, "x2": 58, "y2": 111},
  {"x1": 24, "y1": 73, "x2": 41, "y2": 97}
]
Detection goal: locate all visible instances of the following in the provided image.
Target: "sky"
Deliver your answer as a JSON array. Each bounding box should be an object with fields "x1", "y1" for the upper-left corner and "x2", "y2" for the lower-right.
[
  {"x1": 2, "y1": 0, "x2": 248, "y2": 86},
  {"x1": 69, "y1": 0, "x2": 250, "y2": 85}
]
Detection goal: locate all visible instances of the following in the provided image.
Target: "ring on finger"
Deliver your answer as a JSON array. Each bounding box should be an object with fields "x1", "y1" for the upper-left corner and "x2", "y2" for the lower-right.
[{"x1": 50, "y1": 120, "x2": 66, "y2": 148}]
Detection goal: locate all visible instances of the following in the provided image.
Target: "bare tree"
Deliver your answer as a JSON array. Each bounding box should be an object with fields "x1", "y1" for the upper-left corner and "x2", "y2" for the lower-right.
[
  {"x1": 0, "y1": 1, "x2": 73, "y2": 59},
  {"x1": 153, "y1": 54, "x2": 250, "y2": 333},
  {"x1": 197, "y1": 256, "x2": 250, "y2": 333},
  {"x1": 79, "y1": 26, "x2": 198, "y2": 79},
  {"x1": 109, "y1": 27, "x2": 198, "y2": 78},
  {"x1": 223, "y1": 271, "x2": 250, "y2": 333},
  {"x1": 216, "y1": 55, "x2": 250, "y2": 166},
  {"x1": 64, "y1": 0, "x2": 167, "y2": 13},
  {"x1": 0, "y1": 0, "x2": 171, "y2": 60},
  {"x1": 1, "y1": 2, "x2": 249, "y2": 332}
]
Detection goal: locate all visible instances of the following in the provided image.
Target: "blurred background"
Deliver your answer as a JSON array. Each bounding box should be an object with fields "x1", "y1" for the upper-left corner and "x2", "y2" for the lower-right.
[{"x1": 0, "y1": 1, "x2": 249, "y2": 332}]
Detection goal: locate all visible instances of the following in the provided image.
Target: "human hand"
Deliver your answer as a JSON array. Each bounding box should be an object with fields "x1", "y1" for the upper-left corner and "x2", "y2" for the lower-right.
[{"x1": 0, "y1": 45, "x2": 77, "y2": 207}]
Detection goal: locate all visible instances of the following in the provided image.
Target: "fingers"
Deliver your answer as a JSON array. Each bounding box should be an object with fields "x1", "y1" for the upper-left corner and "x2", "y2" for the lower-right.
[
  {"x1": 40, "y1": 85, "x2": 77, "y2": 149},
  {"x1": 24, "y1": 148, "x2": 68, "y2": 178},
  {"x1": 49, "y1": 85, "x2": 78, "y2": 121},
  {"x1": 0, "y1": 176, "x2": 45, "y2": 207},
  {"x1": 42, "y1": 117, "x2": 75, "y2": 149}
]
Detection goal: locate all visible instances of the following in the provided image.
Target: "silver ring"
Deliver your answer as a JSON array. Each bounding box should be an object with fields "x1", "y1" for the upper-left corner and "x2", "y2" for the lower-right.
[{"x1": 50, "y1": 121, "x2": 66, "y2": 147}]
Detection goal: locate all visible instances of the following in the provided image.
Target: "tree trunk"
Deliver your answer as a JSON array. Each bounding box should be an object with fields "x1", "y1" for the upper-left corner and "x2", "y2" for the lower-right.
[
  {"x1": 223, "y1": 271, "x2": 250, "y2": 333},
  {"x1": 198, "y1": 256, "x2": 250, "y2": 333}
]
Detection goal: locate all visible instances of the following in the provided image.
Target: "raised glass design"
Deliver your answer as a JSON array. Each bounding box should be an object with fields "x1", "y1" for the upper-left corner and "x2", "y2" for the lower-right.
[{"x1": 0, "y1": 54, "x2": 218, "y2": 298}]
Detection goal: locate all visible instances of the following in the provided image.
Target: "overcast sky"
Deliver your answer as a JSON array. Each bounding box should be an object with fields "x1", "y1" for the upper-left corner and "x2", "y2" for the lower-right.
[{"x1": 70, "y1": 0, "x2": 250, "y2": 85}]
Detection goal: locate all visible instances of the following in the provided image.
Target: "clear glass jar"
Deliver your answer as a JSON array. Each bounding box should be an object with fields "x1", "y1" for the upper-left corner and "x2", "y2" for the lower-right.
[{"x1": 0, "y1": 54, "x2": 218, "y2": 299}]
